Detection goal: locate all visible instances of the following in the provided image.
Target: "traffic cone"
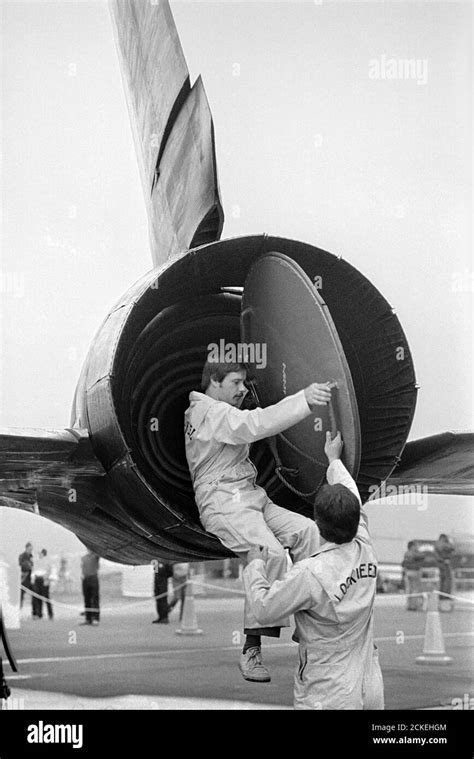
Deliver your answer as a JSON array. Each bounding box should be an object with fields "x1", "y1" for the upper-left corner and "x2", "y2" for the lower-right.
[
  {"x1": 416, "y1": 591, "x2": 452, "y2": 665},
  {"x1": 175, "y1": 578, "x2": 203, "y2": 636}
]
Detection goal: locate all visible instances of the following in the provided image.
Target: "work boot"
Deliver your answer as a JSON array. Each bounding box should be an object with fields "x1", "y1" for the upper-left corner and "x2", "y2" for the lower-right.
[{"x1": 239, "y1": 646, "x2": 271, "y2": 682}]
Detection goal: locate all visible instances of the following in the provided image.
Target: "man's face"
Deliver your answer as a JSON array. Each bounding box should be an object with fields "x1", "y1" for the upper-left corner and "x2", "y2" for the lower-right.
[{"x1": 213, "y1": 370, "x2": 248, "y2": 407}]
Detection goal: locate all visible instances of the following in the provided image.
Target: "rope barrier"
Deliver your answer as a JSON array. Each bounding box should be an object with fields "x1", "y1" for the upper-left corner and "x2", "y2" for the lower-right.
[
  {"x1": 17, "y1": 578, "x2": 247, "y2": 613},
  {"x1": 191, "y1": 580, "x2": 245, "y2": 596},
  {"x1": 399, "y1": 589, "x2": 474, "y2": 604},
  {"x1": 17, "y1": 581, "x2": 474, "y2": 614},
  {"x1": 433, "y1": 589, "x2": 474, "y2": 605},
  {"x1": 401, "y1": 591, "x2": 426, "y2": 598},
  {"x1": 19, "y1": 581, "x2": 188, "y2": 613}
]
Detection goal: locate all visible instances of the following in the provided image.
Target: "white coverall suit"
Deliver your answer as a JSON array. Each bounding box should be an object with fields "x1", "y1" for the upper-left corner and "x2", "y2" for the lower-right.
[
  {"x1": 184, "y1": 389, "x2": 320, "y2": 633},
  {"x1": 243, "y1": 460, "x2": 384, "y2": 709}
]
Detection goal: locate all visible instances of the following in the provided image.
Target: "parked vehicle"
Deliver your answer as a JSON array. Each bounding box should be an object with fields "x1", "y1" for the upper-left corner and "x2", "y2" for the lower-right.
[{"x1": 376, "y1": 536, "x2": 474, "y2": 594}]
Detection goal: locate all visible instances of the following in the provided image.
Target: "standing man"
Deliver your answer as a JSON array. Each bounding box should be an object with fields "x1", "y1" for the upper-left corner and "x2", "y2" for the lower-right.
[
  {"x1": 184, "y1": 359, "x2": 331, "y2": 682},
  {"x1": 434, "y1": 534, "x2": 455, "y2": 612},
  {"x1": 57, "y1": 555, "x2": 72, "y2": 593},
  {"x1": 243, "y1": 431, "x2": 384, "y2": 710},
  {"x1": 80, "y1": 549, "x2": 100, "y2": 625},
  {"x1": 401, "y1": 541, "x2": 425, "y2": 610},
  {"x1": 31, "y1": 549, "x2": 54, "y2": 620},
  {"x1": 18, "y1": 542, "x2": 34, "y2": 611},
  {"x1": 152, "y1": 561, "x2": 173, "y2": 624}
]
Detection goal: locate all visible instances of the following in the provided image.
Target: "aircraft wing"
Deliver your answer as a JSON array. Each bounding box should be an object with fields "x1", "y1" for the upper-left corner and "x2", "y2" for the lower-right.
[
  {"x1": 109, "y1": 0, "x2": 224, "y2": 265},
  {"x1": 0, "y1": 428, "x2": 166, "y2": 563},
  {"x1": 0, "y1": 428, "x2": 230, "y2": 564},
  {"x1": 0, "y1": 428, "x2": 105, "y2": 511},
  {"x1": 384, "y1": 431, "x2": 474, "y2": 496}
]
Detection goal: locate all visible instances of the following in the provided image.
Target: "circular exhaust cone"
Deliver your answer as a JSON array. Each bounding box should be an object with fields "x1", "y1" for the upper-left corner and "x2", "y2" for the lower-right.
[{"x1": 242, "y1": 251, "x2": 360, "y2": 503}]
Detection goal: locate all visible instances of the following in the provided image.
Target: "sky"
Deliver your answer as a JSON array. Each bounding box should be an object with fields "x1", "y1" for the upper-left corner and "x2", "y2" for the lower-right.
[{"x1": 0, "y1": 0, "x2": 473, "y2": 558}]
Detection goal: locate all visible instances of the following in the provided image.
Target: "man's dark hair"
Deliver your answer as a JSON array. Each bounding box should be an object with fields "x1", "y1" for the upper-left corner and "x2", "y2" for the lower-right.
[
  {"x1": 313, "y1": 484, "x2": 360, "y2": 544},
  {"x1": 407, "y1": 540, "x2": 416, "y2": 549},
  {"x1": 201, "y1": 361, "x2": 246, "y2": 391}
]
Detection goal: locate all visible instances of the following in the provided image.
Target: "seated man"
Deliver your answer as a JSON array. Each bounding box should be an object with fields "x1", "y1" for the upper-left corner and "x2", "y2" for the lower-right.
[
  {"x1": 243, "y1": 431, "x2": 384, "y2": 710},
  {"x1": 184, "y1": 360, "x2": 331, "y2": 682}
]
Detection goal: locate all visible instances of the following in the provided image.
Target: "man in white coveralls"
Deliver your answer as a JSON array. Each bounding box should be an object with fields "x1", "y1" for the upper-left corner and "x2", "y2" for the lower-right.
[
  {"x1": 243, "y1": 431, "x2": 384, "y2": 710},
  {"x1": 184, "y1": 360, "x2": 332, "y2": 682}
]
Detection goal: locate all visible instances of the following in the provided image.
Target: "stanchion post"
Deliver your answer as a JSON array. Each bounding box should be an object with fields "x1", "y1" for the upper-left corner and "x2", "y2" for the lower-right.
[
  {"x1": 175, "y1": 570, "x2": 203, "y2": 636},
  {"x1": 416, "y1": 590, "x2": 453, "y2": 665}
]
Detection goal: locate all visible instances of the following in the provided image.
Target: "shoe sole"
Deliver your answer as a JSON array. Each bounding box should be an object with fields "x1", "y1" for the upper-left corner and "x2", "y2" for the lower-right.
[
  {"x1": 239, "y1": 670, "x2": 271, "y2": 683},
  {"x1": 241, "y1": 675, "x2": 271, "y2": 683}
]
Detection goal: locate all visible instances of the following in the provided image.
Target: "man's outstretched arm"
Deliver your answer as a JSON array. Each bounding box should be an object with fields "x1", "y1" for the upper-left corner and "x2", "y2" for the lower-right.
[
  {"x1": 324, "y1": 430, "x2": 361, "y2": 503},
  {"x1": 201, "y1": 383, "x2": 333, "y2": 445},
  {"x1": 324, "y1": 431, "x2": 370, "y2": 541}
]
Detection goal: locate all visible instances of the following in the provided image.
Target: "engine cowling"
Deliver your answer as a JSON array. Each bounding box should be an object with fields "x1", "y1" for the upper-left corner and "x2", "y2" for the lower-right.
[{"x1": 71, "y1": 234, "x2": 417, "y2": 561}]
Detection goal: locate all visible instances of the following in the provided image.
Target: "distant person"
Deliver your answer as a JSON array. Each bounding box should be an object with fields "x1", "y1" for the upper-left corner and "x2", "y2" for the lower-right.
[
  {"x1": 152, "y1": 561, "x2": 173, "y2": 624},
  {"x1": 243, "y1": 431, "x2": 384, "y2": 710},
  {"x1": 80, "y1": 549, "x2": 100, "y2": 625},
  {"x1": 31, "y1": 549, "x2": 54, "y2": 620},
  {"x1": 18, "y1": 542, "x2": 34, "y2": 612},
  {"x1": 169, "y1": 563, "x2": 189, "y2": 622},
  {"x1": 57, "y1": 555, "x2": 72, "y2": 593},
  {"x1": 401, "y1": 541, "x2": 424, "y2": 610},
  {"x1": 434, "y1": 534, "x2": 455, "y2": 612}
]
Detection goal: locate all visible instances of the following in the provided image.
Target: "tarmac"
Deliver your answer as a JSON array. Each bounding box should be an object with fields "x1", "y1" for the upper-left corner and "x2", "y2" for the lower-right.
[{"x1": 3, "y1": 591, "x2": 473, "y2": 711}]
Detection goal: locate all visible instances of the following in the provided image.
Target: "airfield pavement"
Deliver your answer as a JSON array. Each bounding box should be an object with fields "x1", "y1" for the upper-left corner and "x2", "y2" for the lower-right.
[{"x1": 3, "y1": 590, "x2": 474, "y2": 711}]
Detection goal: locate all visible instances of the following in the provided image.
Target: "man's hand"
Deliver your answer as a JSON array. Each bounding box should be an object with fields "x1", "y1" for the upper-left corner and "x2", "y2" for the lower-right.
[
  {"x1": 304, "y1": 382, "x2": 332, "y2": 407},
  {"x1": 324, "y1": 430, "x2": 343, "y2": 463},
  {"x1": 246, "y1": 545, "x2": 269, "y2": 565}
]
